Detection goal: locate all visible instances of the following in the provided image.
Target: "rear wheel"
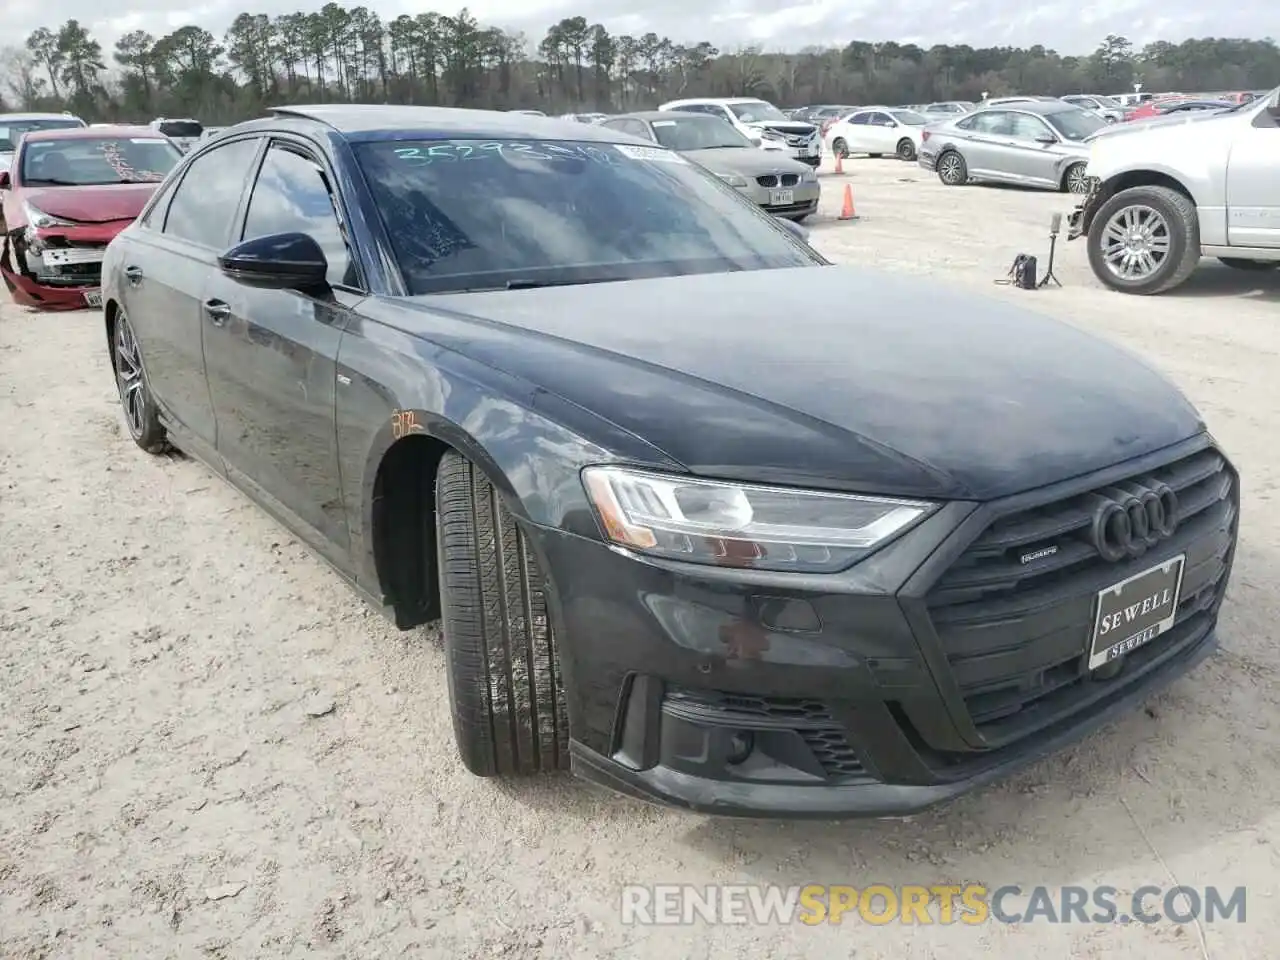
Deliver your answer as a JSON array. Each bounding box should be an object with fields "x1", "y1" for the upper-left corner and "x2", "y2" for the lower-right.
[
  {"x1": 937, "y1": 150, "x2": 967, "y2": 185},
  {"x1": 831, "y1": 138, "x2": 848, "y2": 159},
  {"x1": 436, "y1": 451, "x2": 569, "y2": 777},
  {"x1": 1062, "y1": 162, "x2": 1089, "y2": 194},
  {"x1": 110, "y1": 308, "x2": 168, "y2": 453},
  {"x1": 896, "y1": 138, "x2": 916, "y2": 161},
  {"x1": 1218, "y1": 257, "x2": 1279, "y2": 271},
  {"x1": 1087, "y1": 185, "x2": 1200, "y2": 295}
]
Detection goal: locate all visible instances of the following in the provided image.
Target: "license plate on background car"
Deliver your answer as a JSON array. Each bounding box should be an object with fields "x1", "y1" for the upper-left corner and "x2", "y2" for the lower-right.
[
  {"x1": 770, "y1": 189, "x2": 794, "y2": 205},
  {"x1": 1089, "y1": 555, "x2": 1185, "y2": 670},
  {"x1": 83, "y1": 289, "x2": 102, "y2": 308}
]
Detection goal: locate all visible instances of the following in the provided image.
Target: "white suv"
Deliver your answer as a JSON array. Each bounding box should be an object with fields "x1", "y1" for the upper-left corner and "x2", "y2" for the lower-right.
[{"x1": 658, "y1": 98, "x2": 821, "y2": 167}]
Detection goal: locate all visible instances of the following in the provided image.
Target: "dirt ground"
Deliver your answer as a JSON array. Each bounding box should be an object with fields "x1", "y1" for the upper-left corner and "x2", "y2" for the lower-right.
[{"x1": 2, "y1": 157, "x2": 1278, "y2": 959}]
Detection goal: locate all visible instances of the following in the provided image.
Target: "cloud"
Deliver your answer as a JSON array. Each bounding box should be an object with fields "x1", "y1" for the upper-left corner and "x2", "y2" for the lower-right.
[{"x1": 7, "y1": 0, "x2": 1266, "y2": 61}]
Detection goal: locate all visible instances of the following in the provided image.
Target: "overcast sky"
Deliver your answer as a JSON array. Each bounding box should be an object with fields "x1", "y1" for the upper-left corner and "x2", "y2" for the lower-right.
[{"x1": 11, "y1": 0, "x2": 1274, "y2": 59}]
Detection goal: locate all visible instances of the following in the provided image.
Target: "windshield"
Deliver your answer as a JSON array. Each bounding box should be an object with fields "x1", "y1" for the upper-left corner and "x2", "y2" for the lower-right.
[
  {"x1": 892, "y1": 110, "x2": 927, "y2": 125},
  {"x1": 650, "y1": 116, "x2": 752, "y2": 150},
  {"x1": 157, "y1": 120, "x2": 202, "y2": 138},
  {"x1": 20, "y1": 136, "x2": 182, "y2": 186},
  {"x1": 0, "y1": 118, "x2": 84, "y2": 153},
  {"x1": 1045, "y1": 107, "x2": 1107, "y2": 141},
  {"x1": 727, "y1": 101, "x2": 787, "y2": 123},
  {"x1": 355, "y1": 138, "x2": 817, "y2": 295}
]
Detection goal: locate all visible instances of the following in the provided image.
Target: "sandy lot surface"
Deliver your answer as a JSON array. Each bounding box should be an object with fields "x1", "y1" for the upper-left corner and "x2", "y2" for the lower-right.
[{"x1": 2, "y1": 157, "x2": 1278, "y2": 959}]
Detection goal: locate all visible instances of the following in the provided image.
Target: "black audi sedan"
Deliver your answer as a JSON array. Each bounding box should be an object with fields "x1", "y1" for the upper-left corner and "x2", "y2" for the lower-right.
[{"x1": 100, "y1": 105, "x2": 1238, "y2": 819}]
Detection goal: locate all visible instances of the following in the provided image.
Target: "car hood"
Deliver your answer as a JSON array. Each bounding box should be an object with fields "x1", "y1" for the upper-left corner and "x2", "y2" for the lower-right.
[
  {"x1": 681, "y1": 147, "x2": 812, "y2": 176},
  {"x1": 16, "y1": 182, "x2": 158, "y2": 224},
  {"x1": 1088, "y1": 109, "x2": 1237, "y2": 141},
  {"x1": 746, "y1": 120, "x2": 817, "y2": 137},
  {"x1": 384, "y1": 267, "x2": 1203, "y2": 500}
]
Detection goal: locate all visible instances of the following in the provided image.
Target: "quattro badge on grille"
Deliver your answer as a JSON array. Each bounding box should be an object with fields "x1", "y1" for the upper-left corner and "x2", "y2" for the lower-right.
[{"x1": 1020, "y1": 545, "x2": 1059, "y2": 565}]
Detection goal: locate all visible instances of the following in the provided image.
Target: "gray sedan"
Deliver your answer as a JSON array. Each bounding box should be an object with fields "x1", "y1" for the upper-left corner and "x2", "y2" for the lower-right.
[
  {"x1": 600, "y1": 111, "x2": 820, "y2": 220},
  {"x1": 918, "y1": 100, "x2": 1106, "y2": 193}
]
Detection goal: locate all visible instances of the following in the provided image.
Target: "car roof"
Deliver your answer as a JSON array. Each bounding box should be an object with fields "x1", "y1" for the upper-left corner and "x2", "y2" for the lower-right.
[
  {"x1": 979, "y1": 100, "x2": 1074, "y2": 115},
  {"x1": 608, "y1": 110, "x2": 718, "y2": 123},
  {"x1": 662, "y1": 97, "x2": 769, "y2": 106},
  {"x1": 0, "y1": 112, "x2": 84, "y2": 122},
  {"x1": 245, "y1": 104, "x2": 628, "y2": 143},
  {"x1": 20, "y1": 124, "x2": 161, "y2": 142}
]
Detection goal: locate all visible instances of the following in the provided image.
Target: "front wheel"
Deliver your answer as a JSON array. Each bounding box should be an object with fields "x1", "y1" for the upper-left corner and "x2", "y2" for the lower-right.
[
  {"x1": 1087, "y1": 185, "x2": 1200, "y2": 295},
  {"x1": 436, "y1": 451, "x2": 569, "y2": 778},
  {"x1": 896, "y1": 139, "x2": 916, "y2": 161},
  {"x1": 1062, "y1": 162, "x2": 1089, "y2": 194},
  {"x1": 1218, "y1": 257, "x2": 1280, "y2": 271}
]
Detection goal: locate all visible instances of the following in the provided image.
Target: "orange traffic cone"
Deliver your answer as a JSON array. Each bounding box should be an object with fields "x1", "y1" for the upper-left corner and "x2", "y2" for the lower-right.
[
  {"x1": 838, "y1": 183, "x2": 858, "y2": 221},
  {"x1": 834, "y1": 151, "x2": 844, "y2": 175}
]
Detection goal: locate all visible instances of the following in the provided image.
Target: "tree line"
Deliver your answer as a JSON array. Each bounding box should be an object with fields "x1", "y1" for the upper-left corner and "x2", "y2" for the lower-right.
[{"x1": 1, "y1": 10, "x2": 1277, "y2": 124}]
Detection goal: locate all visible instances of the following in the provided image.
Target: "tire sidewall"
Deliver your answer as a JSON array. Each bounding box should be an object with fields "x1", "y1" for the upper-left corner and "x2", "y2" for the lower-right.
[
  {"x1": 897, "y1": 138, "x2": 915, "y2": 161},
  {"x1": 1087, "y1": 187, "x2": 1195, "y2": 294}
]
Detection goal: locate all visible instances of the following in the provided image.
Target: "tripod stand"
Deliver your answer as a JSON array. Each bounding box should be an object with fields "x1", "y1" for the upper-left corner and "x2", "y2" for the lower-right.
[{"x1": 1038, "y1": 212, "x2": 1063, "y2": 288}]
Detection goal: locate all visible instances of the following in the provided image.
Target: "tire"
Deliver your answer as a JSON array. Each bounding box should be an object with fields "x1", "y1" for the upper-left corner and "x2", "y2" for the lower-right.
[
  {"x1": 896, "y1": 138, "x2": 916, "y2": 161},
  {"x1": 831, "y1": 138, "x2": 848, "y2": 159},
  {"x1": 110, "y1": 307, "x2": 168, "y2": 453},
  {"x1": 436, "y1": 451, "x2": 569, "y2": 778},
  {"x1": 1062, "y1": 162, "x2": 1089, "y2": 194},
  {"x1": 1086, "y1": 185, "x2": 1200, "y2": 295},
  {"x1": 1218, "y1": 257, "x2": 1279, "y2": 271},
  {"x1": 937, "y1": 150, "x2": 967, "y2": 186}
]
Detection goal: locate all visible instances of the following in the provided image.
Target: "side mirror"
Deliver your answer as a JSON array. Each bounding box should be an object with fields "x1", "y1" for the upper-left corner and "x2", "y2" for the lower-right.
[
  {"x1": 778, "y1": 217, "x2": 810, "y2": 243},
  {"x1": 1035, "y1": 133, "x2": 1058, "y2": 144},
  {"x1": 0, "y1": 170, "x2": 9, "y2": 189},
  {"x1": 218, "y1": 232, "x2": 328, "y2": 291}
]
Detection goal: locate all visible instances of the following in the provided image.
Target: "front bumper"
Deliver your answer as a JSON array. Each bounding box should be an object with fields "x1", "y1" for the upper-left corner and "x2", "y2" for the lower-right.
[
  {"x1": 736, "y1": 180, "x2": 820, "y2": 219},
  {"x1": 1066, "y1": 177, "x2": 1102, "y2": 240},
  {"x1": 536, "y1": 435, "x2": 1237, "y2": 818},
  {"x1": 1, "y1": 220, "x2": 122, "y2": 310}
]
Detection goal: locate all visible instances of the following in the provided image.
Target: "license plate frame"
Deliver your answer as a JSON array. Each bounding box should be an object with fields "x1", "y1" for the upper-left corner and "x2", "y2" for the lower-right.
[
  {"x1": 43, "y1": 248, "x2": 105, "y2": 267},
  {"x1": 1088, "y1": 555, "x2": 1186, "y2": 670},
  {"x1": 83, "y1": 289, "x2": 103, "y2": 308},
  {"x1": 770, "y1": 188, "x2": 794, "y2": 206}
]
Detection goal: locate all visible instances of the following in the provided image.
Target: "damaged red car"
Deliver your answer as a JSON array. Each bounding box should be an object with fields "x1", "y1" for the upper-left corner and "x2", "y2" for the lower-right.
[{"x1": 0, "y1": 125, "x2": 181, "y2": 310}]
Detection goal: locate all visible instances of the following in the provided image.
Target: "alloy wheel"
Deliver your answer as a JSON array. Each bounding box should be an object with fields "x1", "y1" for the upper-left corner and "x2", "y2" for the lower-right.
[
  {"x1": 114, "y1": 314, "x2": 147, "y2": 439},
  {"x1": 1066, "y1": 164, "x2": 1090, "y2": 194},
  {"x1": 939, "y1": 153, "x2": 963, "y2": 183},
  {"x1": 1100, "y1": 205, "x2": 1171, "y2": 281}
]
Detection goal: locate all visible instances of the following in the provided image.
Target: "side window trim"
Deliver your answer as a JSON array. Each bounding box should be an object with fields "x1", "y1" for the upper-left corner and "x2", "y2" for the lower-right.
[
  {"x1": 161, "y1": 135, "x2": 266, "y2": 250},
  {"x1": 242, "y1": 136, "x2": 365, "y2": 293}
]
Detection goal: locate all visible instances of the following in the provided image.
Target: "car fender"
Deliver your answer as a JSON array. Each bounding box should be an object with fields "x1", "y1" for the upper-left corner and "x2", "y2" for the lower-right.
[{"x1": 335, "y1": 313, "x2": 684, "y2": 599}]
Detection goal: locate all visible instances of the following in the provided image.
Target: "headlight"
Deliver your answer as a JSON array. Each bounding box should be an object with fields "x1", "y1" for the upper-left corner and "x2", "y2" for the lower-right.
[
  {"x1": 582, "y1": 466, "x2": 936, "y2": 572},
  {"x1": 716, "y1": 173, "x2": 749, "y2": 187},
  {"x1": 22, "y1": 201, "x2": 75, "y2": 229},
  {"x1": 801, "y1": 168, "x2": 818, "y2": 183}
]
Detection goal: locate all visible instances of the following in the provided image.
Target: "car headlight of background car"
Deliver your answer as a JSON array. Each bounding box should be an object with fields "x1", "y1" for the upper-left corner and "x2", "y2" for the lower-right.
[
  {"x1": 22, "y1": 201, "x2": 76, "y2": 230},
  {"x1": 716, "y1": 173, "x2": 750, "y2": 187},
  {"x1": 582, "y1": 466, "x2": 936, "y2": 572}
]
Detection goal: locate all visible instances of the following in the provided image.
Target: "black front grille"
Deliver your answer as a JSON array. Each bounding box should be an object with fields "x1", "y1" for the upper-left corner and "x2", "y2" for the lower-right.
[
  {"x1": 755, "y1": 173, "x2": 802, "y2": 188},
  {"x1": 925, "y1": 445, "x2": 1236, "y2": 743}
]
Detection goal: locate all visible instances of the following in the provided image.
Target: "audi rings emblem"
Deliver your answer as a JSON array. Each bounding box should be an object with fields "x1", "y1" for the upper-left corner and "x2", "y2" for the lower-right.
[{"x1": 1086, "y1": 482, "x2": 1179, "y2": 562}]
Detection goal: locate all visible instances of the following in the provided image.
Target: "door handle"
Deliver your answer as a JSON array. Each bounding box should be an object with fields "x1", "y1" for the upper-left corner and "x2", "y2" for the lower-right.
[
  {"x1": 204, "y1": 299, "x2": 231, "y2": 326},
  {"x1": 124, "y1": 265, "x2": 143, "y2": 285}
]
